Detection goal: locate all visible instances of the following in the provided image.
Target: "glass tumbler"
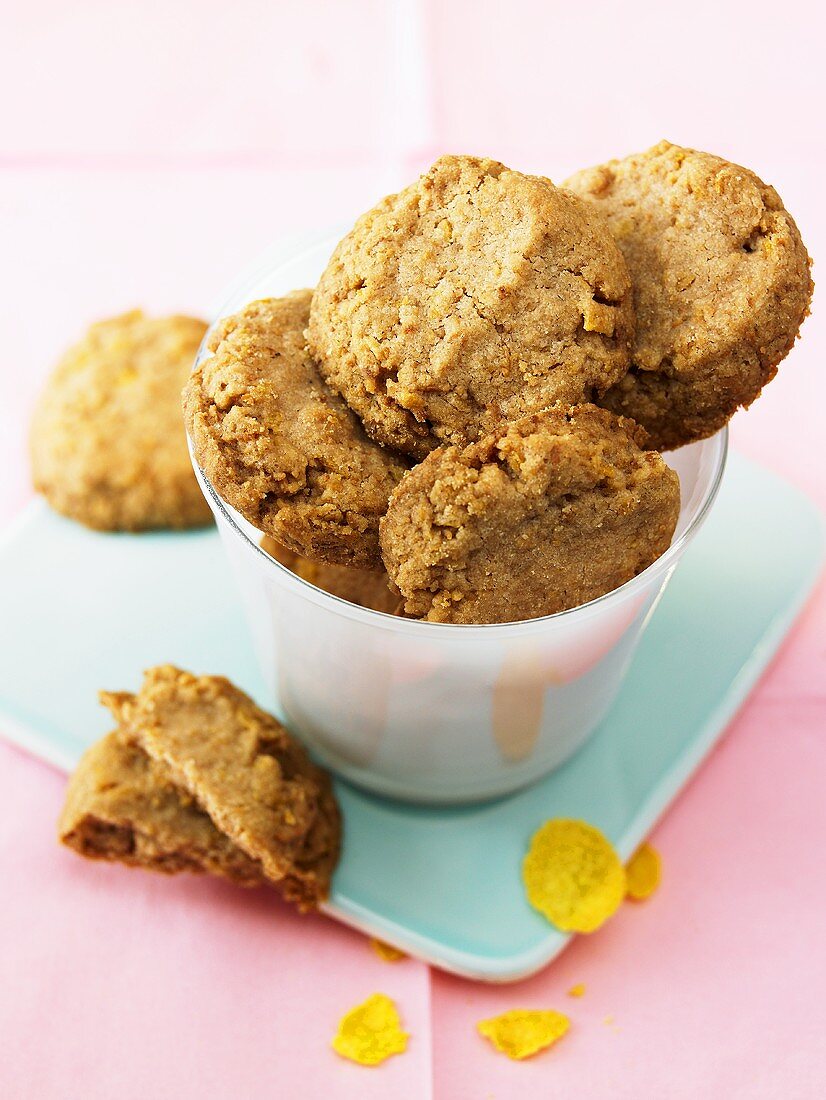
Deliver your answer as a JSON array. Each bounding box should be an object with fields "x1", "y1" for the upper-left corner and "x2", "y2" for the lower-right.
[{"x1": 190, "y1": 233, "x2": 728, "y2": 804}]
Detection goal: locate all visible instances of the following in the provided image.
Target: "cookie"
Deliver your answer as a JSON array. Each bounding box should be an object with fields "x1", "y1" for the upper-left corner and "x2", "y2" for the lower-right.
[
  {"x1": 308, "y1": 155, "x2": 635, "y2": 459},
  {"x1": 103, "y1": 666, "x2": 341, "y2": 909},
  {"x1": 565, "y1": 141, "x2": 813, "y2": 449},
  {"x1": 379, "y1": 404, "x2": 680, "y2": 624},
  {"x1": 260, "y1": 535, "x2": 401, "y2": 615},
  {"x1": 30, "y1": 310, "x2": 211, "y2": 530},
  {"x1": 59, "y1": 731, "x2": 264, "y2": 885},
  {"x1": 184, "y1": 292, "x2": 408, "y2": 568}
]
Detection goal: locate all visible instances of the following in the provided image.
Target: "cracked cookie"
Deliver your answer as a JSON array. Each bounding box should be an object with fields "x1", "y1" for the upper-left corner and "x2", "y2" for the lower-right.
[
  {"x1": 104, "y1": 666, "x2": 341, "y2": 909},
  {"x1": 260, "y1": 535, "x2": 401, "y2": 615},
  {"x1": 308, "y1": 155, "x2": 635, "y2": 459},
  {"x1": 59, "y1": 731, "x2": 264, "y2": 885},
  {"x1": 565, "y1": 141, "x2": 813, "y2": 450},
  {"x1": 30, "y1": 311, "x2": 211, "y2": 530},
  {"x1": 380, "y1": 404, "x2": 680, "y2": 624},
  {"x1": 184, "y1": 291, "x2": 408, "y2": 568}
]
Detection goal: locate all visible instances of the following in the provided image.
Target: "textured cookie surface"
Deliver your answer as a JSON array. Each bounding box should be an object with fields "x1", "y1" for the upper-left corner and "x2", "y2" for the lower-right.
[
  {"x1": 31, "y1": 311, "x2": 211, "y2": 530},
  {"x1": 565, "y1": 141, "x2": 813, "y2": 449},
  {"x1": 309, "y1": 155, "x2": 634, "y2": 459},
  {"x1": 260, "y1": 536, "x2": 401, "y2": 615},
  {"x1": 380, "y1": 405, "x2": 680, "y2": 624},
  {"x1": 59, "y1": 731, "x2": 264, "y2": 885},
  {"x1": 105, "y1": 666, "x2": 341, "y2": 909},
  {"x1": 184, "y1": 292, "x2": 407, "y2": 568}
]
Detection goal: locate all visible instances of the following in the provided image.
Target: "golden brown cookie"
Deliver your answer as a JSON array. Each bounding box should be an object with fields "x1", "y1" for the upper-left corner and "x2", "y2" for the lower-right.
[
  {"x1": 308, "y1": 155, "x2": 635, "y2": 459},
  {"x1": 103, "y1": 666, "x2": 341, "y2": 910},
  {"x1": 184, "y1": 292, "x2": 408, "y2": 568},
  {"x1": 30, "y1": 310, "x2": 211, "y2": 530},
  {"x1": 565, "y1": 141, "x2": 813, "y2": 450},
  {"x1": 59, "y1": 731, "x2": 264, "y2": 886},
  {"x1": 380, "y1": 405, "x2": 680, "y2": 624},
  {"x1": 260, "y1": 535, "x2": 401, "y2": 615}
]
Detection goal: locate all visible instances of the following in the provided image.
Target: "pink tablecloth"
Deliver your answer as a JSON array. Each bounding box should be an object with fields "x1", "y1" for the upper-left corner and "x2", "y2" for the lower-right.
[{"x1": 2, "y1": 3, "x2": 825, "y2": 1096}]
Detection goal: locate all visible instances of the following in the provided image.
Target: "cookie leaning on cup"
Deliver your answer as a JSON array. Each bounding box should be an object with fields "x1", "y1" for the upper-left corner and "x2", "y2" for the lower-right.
[
  {"x1": 184, "y1": 291, "x2": 408, "y2": 568},
  {"x1": 380, "y1": 404, "x2": 680, "y2": 624},
  {"x1": 309, "y1": 155, "x2": 635, "y2": 460},
  {"x1": 565, "y1": 141, "x2": 813, "y2": 450},
  {"x1": 30, "y1": 311, "x2": 211, "y2": 531}
]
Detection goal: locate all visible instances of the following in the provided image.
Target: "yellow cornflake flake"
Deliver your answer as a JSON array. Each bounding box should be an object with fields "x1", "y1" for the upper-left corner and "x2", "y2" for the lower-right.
[
  {"x1": 115, "y1": 365, "x2": 139, "y2": 386},
  {"x1": 331, "y1": 993, "x2": 408, "y2": 1067},
  {"x1": 581, "y1": 297, "x2": 616, "y2": 336},
  {"x1": 625, "y1": 842, "x2": 662, "y2": 901},
  {"x1": 567, "y1": 983, "x2": 586, "y2": 998},
  {"x1": 522, "y1": 818, "x2": 626, "y2": 933},
  {"x1": 477, "y1": 1009, "x2": 570, "y2": 1061},
  {"x1": 369, "y1": 937, "x2": 407, "y2": 963}
]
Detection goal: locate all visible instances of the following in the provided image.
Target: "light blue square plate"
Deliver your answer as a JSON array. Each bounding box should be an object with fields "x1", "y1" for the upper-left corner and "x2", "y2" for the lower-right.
[{"x1": 0, "y1": 451, "x2": 822, "y2": 981}]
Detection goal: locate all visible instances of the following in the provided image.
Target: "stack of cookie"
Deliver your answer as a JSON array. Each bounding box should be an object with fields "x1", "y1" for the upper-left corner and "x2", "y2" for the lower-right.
[
  {"x1": 59, "y1": 666, "x2": 341, "y2": 909},
  {"x1": 185, "y1": 143, "x2": 813, "y2": 625}
]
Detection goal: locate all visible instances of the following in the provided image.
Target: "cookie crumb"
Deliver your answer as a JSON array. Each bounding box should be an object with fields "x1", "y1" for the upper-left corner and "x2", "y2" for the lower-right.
[
  {"x1": 626, "y1": 842, "x2": 662, "y2": 901},
  {"x1": 477, "y1": 1009, "x2": 570, "y2": 1060},
  {"x1": 369, "y1": 938, "x2": 407, "y2": 962},
  {"x1": 332, "y1": 993, "x2": 408, "y2": 1066},
  {"x1": 522, "y1": 819, "x2": 626, "y2": 933}
]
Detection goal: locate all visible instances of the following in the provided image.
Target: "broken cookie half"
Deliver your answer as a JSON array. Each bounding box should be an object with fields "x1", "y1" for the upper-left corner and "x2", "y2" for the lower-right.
[
  {"x1": 59, "y1": 666, "x2": 341, "y2": 911},
  {"x1": 59, "y1": 731, "x2": 265, "y2": 885}
]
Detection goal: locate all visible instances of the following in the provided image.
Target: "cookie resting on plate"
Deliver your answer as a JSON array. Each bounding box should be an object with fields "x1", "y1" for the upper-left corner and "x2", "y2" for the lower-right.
[
  {"x1": 565, "y1": 141, "x2": 813, "y2": 450},
  {"x1": 379, "y1": 404, "x2": 681, "y2": 624},
  {"x1": 102, "y1": 666, "x2": 341, "y2": 909},
  {"x1": 309, "y1": 154, "x2": 635, "y2": 459}
]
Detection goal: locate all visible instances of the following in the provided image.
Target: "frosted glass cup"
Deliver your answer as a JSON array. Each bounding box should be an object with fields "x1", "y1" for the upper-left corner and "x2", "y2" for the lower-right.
[{"x1": 189, "y1": 234, "x2": 728, "y2": 804}]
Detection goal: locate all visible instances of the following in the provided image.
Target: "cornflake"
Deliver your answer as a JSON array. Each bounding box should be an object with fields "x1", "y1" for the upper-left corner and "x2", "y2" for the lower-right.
[
  {"x1": 370, "y1": 938, "x2": 407, "y2": 962},
  {"x1": 477, "y1": 1009, "x2": 570, "y2": 1060},
  {"x1": 625, "y1": 842, "x2": 662, "y2": 901},
  {"x1": 331, "y1": 993, "x2": 408, "y2": 1066},
  {"x1": 522, "y1": 818, "x2": 625, "y2": 933}
]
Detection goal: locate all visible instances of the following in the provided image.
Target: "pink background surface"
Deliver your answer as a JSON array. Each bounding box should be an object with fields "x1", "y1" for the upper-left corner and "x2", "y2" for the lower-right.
[{"x1": 1, "y1": 2, "x2": 825, "y2": 1096}]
